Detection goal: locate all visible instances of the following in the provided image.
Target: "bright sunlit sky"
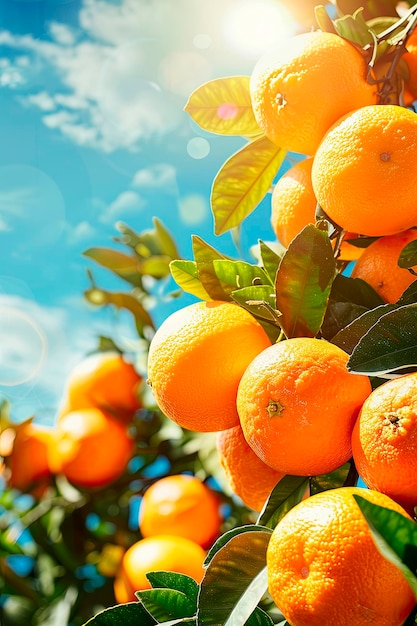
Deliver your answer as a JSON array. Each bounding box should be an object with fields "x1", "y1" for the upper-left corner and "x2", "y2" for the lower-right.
[{"x1": 0, "y1": 0, "x2": 301, "y2": 425}]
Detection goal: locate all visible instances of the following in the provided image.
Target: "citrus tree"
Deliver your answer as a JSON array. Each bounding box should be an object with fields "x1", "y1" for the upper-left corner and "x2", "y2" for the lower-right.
[{"x1": 4, "y1": 0, "x2": 417, "y2": 624}]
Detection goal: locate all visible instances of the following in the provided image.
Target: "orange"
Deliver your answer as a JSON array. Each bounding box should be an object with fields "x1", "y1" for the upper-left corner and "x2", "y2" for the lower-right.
[
  {"x1": 270, "y1": 157, "x2": 363, "y2": 261},
  {"x1": 352, "y1": 371, "x2": 417, "y2": 515},
  {"x1": 57, "y1": 351, "x2": 142, "y2": 421},
  {"x1": 216, "y1": 424, "x2": 285, "y2": 512},
  {"x1": 138, "y1": 474, "x2": 222, "y2": 548},
  {"x1": 48, "y1": 408, "x2": 134, "y2": 489},
  {"x1": 312, "y1": 104, "x2": 417, "y2": 237},
  {"x1": 237, "y1": 337, "x2": 372, "y2": 476},
  {"x1": 146, "y1": 300, "x2": 272, "y2": 432},
  {"x1": 113, "y1": 535, "x2": 206, "y2": 603},
  {"x1": 6, "y1": 422, "x2": 53, "y2": 494},
  {"x1": 402, "y1": 29, "x2": 417, "y2": 105},
  {"x1": 250, "y1": 31, "x2": 377, "y2": 156},
  {"x1": 271, "y1": 158, "x2": 316, "y2": 248},
  {"x1": 267, "y1": 486, "x2": 415, "y2": 626},
  {"x1": 350, "y1": 229, "x2": 417, "y2": 302}
]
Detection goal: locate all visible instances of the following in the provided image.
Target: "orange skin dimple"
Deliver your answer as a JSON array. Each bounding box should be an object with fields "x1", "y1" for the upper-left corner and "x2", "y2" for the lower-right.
[
  {"x1": 267, "y1": 487, "x2": 416, "y2": 626},
  {"x1": 352, "y1": 372, "x2": 417, "y2": 513}
]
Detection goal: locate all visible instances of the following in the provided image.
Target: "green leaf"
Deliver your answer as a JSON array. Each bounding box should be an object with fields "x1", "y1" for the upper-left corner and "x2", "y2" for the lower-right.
[
  {"x1": 223, "y1": 570, "x2": 272, "y2": 626},
  {"x1": 348, "y1": 303, "x2": 417, "y2": 376},
  {"x1": 398, "y1": 240, "x2": 417, "y2": 269},
  {"x1": 331, "y1": 301, "x2": 394, "y2": 354},
  {"x1": 258, "y1": 240, "x2": 285, "y2": 284},
  {"x1": 204, "y1": 525, "x2": 265, "y2": 565},
  {"x1": 82, "y1": 602, "x2": 156, "y2": 625},
  {"x1": 230, "y1": 285, "x2": 281, "y2": 343},
  {"x1": 334, "y1": 8, "x2": 376, "y2": 48},
  {"x1": 169, "y1": 260, "x2": 212, "y2": 300},
  {"x1": 353, "y1": 495, "x2": 417, "y2": 599},
  {"x1": 146, "y1": 572, "x2": 199, "y2": 605},
  {"x1": 184, "y1": 76, "x2": 261, "y2": 137},
  {"x1": 213, "y1": 260, "x2": 273, "y2": 296},
  {"x1": 198, "y1": 526, "x2": 272, "y2": 626},
  {"x1": 257, "y1": 475, "x2": 309, "y2": 530},
  {"x1": 310, "y1": 461, "x2": 356, "y2": 496},
  {"x1": 192, "y1": 235, "x2": 233, "y2": 300},
  {"x1": 275, "y1": 225, "x2": 336, "y2": 338},
  {"x1": 136, "y1": 588, "x2": 196, "y2": 622},
  {"x1": 83, "y1": 248, "x2": 143, "y2": 287},
  {"x1": 153, "y1": 216, "x2": 180, "y2": 260},
  {"x1": 84, "y1": 287, "x2": 155, "y2": 336},
  {"x1": 211, "y1": 136, "x2": 286, "y2": 235}
]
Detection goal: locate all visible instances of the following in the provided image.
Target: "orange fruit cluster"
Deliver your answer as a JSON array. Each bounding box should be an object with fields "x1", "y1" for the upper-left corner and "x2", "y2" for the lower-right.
[
  {"x1": 3, "y1": 351, "x2": 141, "y2": 493},
  {"x1": 114, "y1": 473, "x2": 222, "y2": 603},
  {"x1": 253, "y1": 29, "x2": 417, "y2": 301}
]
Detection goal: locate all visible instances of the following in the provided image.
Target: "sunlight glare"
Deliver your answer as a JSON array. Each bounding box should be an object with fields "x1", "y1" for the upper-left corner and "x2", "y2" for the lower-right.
[{"x1": 221, "y1": 0, "x2": 297, "y2": 57}]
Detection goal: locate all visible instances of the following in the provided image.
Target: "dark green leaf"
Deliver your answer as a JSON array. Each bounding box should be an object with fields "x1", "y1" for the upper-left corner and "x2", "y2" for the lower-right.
[
  {"x1": 257, "y1": 475, "x2": 309, "y2": 530},
  {"x1": 211, "y1": 137, "x2": 286, "y2": 235},
  {"x1": 354, "y1": 495, "x2": 417, "y2": 599},
  {"x1": 328, "y1": 274, "x2": 384, "y2": 309},
  {"x1": 310, "y1": 461, "x2": 356, "y2": 496},
  {"x1": 204, "y1": 525, "x2": 267, "y2": 566},
  {"x1": 198, "y1": 527, "x2": 272, "y2": 626},
  {"x1": 275, "y1": 225, "x2": 336, "y2": 338},
  {"x1": 348, "y1": 303, "x2": 417, "y2": 375},
  {"x1": 136, "y1": 588, "x2": 195, "y2": 622},
  {"x1": 192, "y1": 235, "x2": 232, "y2": 301},
  {"x1": 241, "y1": 606, "x2": 274, "y2": 626},
  {"x1": 169, "y1": 260, "x2": 212, "y2": 300},
  {"x1": 331, "y1": 302, "x2": 394, "y2": 354},
  {"x1": 145, "y1": 572, "x2": 199, "y2": 605},
  {"x1": 398, "y1": 240, "x2": 417, "y2": 269},
  {"x1": 82, "y1": 602, "x2": 156, "y2": 625}
]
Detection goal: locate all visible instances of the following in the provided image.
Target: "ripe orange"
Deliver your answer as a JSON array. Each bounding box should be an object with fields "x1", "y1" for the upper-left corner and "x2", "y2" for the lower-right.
[
  {"x1": 146, "y1": 300, "x2": 272, "y2": 432},
  {"x1": 250, "y1": 31, "x2": 377, "y2": 156},
  {"x1": 138, "y1": 474, "x2": 222, "y2": 548},
  {"x1": 267, "y1": 486, "x2": 415, "y2": 626},
  {"x1": 402, "y1": 29, "x2": 417, "y2": 105},
  {"x1": 271, "y1": 158, "x2": 316, "y2": 248},
  {"x1": 350, "y1": 229, "x2": 417, "y2": 303},
  {"x1": 216, "y1": 424, "x2": 285, "y2": 512},
  {"x1": 57, "y1": 351, "x2": 142, "y2": 421},
  {"x1": 237, "y1": 337, "x2": 372, "y2": 476},
  {"x1": 48, "y1": 408, "x2": 134, "y2": 489},
  {"x1": 352, "y1": 372, "x2": 417, "y2": 515},
  {"x1": 312, "y1": 104, "x2": 417, "y2": 237},
  {"x1": 270, "y1": 157, "x2": 363, "y2": 261},
  {"x1": 7, "y1": 422, "x2": 53, "y2": 494},
  {"x1": 113, "y1": 535, "x2": 206, "y2": 603}
]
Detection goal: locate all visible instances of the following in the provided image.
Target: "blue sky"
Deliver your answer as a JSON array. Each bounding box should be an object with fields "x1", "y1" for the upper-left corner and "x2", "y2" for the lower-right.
[{"x1": 0, "y1": 0, "x2": 298, "y2": 425}]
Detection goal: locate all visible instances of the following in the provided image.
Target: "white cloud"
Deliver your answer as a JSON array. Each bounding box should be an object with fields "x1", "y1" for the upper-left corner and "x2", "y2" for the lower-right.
[
  {"x1": 49, "y1": 21, "x2": 76, "y2": 47},
  {"x1": 100, "y1": 190, "x2": 145, "y2": 224},
  {"x1": 27, "y1": 91, "x2": 56, "y2": 112},
  {"x1": 66, "y1": 220, "x2": 97, "y2": 245},
  {"x1": 132, "y1": 163, "x2": 177, "y2": 192}
]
